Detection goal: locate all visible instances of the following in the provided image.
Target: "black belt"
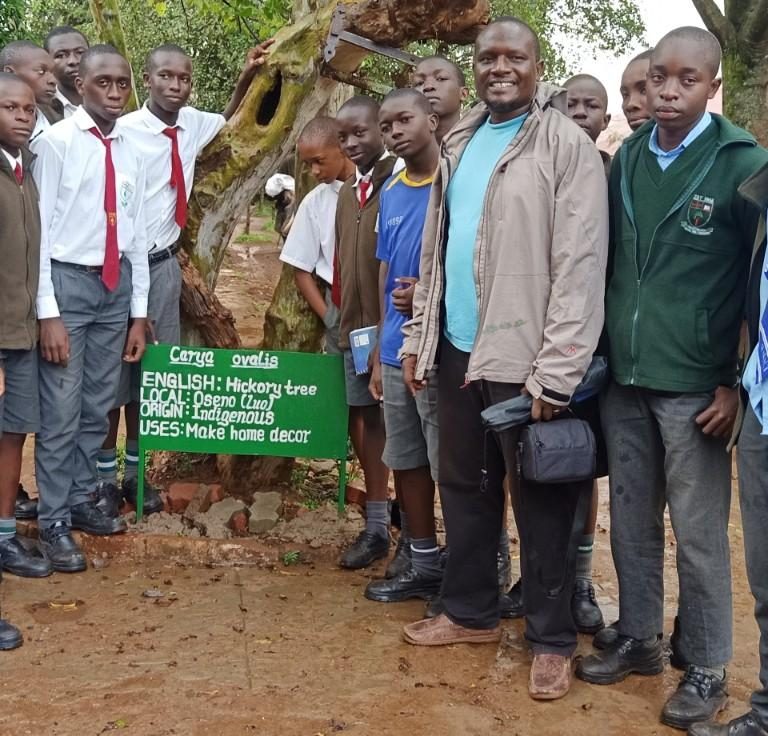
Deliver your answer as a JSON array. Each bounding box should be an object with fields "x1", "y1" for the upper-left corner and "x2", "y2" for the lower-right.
[
  {"x1": 148, "y1": 242, "x2": 180, "y2": 266},
  {"x1": 51, "y1": 259, "x2": 122, "y2": 274}
]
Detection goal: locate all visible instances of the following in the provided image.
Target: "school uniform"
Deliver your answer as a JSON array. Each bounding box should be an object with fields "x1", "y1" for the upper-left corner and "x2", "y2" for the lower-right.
[
  {"x1": 335, "y1": 155, "x2": 396, "y2": 406},
  {"x1": 53, "y1": 88, "x2": 78, "y2": 119},
  {"x1": 30, "y1": 107, "x2": 149, "y2": 530},
  {"x1": 0, "y1": 147, "x2": 41, "y2": 440},
  {"x1": 279, "y1": 179, "x2": 343, "y2": 353},
  {"x1": 29, "y1": 110, "x2": 51, "y2": 145},
  {"x1": 376, "y1": 169, "x2": 438, "y2": 478},
  {"x1": 600, "y1": 113, "x2": 768, "y2": 669},
  {"x1": 115, "y1": 104, "x2": 225, "y2": 404}
]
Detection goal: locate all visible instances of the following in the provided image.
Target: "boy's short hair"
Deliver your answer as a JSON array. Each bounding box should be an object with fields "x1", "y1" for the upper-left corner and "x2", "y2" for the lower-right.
[
  {"x1": 43, "y1": 25, "x2": 89, "y2": 52},
  {"x1": 653, "y1": 27, "x2": 721, "y2": 77},
  {"x1": 563, "y1": 74, "x2": 608, "y2": 108},
  {"x1": 298, "y1": 116, "x2": 341, "y2": 148},
  {"x1": 79, "y1": 44, "x2": 126, "y2": 77},
  {"x1": 0, "y1": 70, "x2": 32, "y2": 90},
  {"x1": 417, "y1": 55, "x2": 466, "y2": 87},
  {"x1": 338, "y1": 95, "x2": 380, "y2": 117},
  {"x1": 628, "y1": 48, "x2": 654, "y2": 64},
  {"x1": 382, "y1": 87, "x2": 433, "y2": 115},
  {"x1": 479, "y1": 16, "x2": 541, "y2": 61},
  {"x1": 0, "y1": 40, "x2": 43, "y2": 68},
  {"x1": 145, "y1": 43, "x2": 190, "y2": 73}
]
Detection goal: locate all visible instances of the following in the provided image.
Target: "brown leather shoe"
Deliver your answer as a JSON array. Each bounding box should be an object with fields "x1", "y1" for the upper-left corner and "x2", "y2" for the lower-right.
[
  {"x1": 403, "y1": 613, "x2": 501, "y2": 647},
  {"x1": 529, "y1": 653, "x2": 572, "y2": 700}
]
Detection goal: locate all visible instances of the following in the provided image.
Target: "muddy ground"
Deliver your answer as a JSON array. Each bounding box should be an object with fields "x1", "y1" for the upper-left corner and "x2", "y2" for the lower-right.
[{"x1": 6, "y1": 216, "x2": 762, "y2": 735}]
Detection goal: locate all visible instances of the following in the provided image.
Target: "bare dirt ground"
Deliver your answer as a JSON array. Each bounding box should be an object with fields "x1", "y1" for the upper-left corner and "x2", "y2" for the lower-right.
[{"x1": 6, "y1": 217, "x2": 761, "y2": 735}]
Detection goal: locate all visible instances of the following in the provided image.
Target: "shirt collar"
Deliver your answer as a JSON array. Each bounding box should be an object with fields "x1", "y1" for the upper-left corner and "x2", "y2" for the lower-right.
[
  {"x1": 354, "y1": 151, "x2": 390, "y2": 188},
  {"x1": 1, "y1": 147, "x2": 22, "y2": 171},
  {"x1": 73, "y1": 106, "x2": 120, "y2": 140},
  {"x1": 649, "y1": 111, "x2": 712, "y2": 158},
  {"x1": 139, "y1": 102, "x2": 187, "y2": 134},
  {"x1": 55, "y1": 87, "x2": 79, "y2": 113}
]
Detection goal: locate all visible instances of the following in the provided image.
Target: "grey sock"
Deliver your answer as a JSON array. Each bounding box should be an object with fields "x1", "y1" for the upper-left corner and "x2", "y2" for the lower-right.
[
  {"x1": 365, "y1": 500, "x2": 389, "y2": 539},
  {"x1": 0, "y1": 516, "x2": 16, "y2": 542},
  {"x1": 399, "y1": 510, "x2": 409, "y2": 540},
  {"x1": 124, "y1": 439, "x2": 140, "y2": 482},
  {"x1": 575, "y1": 533, "x2": 594, "y2": 582},
  {"x1": 411, "y1": 537, "x2": 441, "y2": 577},
  {"x1": 96, "y1": 448, "x2": 118, "y2": 485},
  {"x1": 699, "y1": 665, "x2": 726, "y2": 680}
]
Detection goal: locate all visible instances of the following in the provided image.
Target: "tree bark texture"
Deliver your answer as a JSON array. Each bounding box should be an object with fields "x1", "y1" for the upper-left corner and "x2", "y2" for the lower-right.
[{"x1": 694, "y1": 0, "x2": 768, "y2": 145}]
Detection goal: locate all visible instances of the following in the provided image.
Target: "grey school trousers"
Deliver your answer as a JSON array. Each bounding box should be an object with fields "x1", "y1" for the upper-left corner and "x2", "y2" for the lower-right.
[
  {"x1": 736, "y1": 403, "x2": 768, "y2": 729},
  {"x1": 36, "y1": 261, "x2": 132, "y2": 527},
  {"x1": 601, "y1": 381, "x2": 733, "y2": 667}
]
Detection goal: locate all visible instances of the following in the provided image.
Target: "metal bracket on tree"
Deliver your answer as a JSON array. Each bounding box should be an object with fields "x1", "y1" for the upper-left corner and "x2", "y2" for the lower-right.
[{"x1": 321, "y1": 5, "x2": 421, "y2": 94}]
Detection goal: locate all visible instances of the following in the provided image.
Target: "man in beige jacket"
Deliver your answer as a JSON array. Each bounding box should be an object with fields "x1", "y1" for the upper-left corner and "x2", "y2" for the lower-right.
[{"x1": 400, "y1": 16, "x2": 608, "y2": 701}]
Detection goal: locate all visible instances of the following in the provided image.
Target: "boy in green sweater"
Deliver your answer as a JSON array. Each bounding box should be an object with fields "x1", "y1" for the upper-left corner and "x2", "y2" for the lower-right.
[{"x1": 577, "y1": 27, "x2": 768, "y2": 732}]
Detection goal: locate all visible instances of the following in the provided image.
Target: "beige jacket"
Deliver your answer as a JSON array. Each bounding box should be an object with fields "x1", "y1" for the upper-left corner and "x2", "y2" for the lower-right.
[{"x1": 401, "y1": 84, "x2": 609, "y2": 406}]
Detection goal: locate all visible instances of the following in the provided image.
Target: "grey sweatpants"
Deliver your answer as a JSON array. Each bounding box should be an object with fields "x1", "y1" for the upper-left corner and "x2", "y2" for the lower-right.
[
  {"x1": 601, "y1": 381, "x2": 733, "y2": 667},
  {"x1": 736, "y1": 403, "x2": 768, "y2": 728},
  {"x1": 36, "y1": 261, "x2": 132, "y2": 527}
]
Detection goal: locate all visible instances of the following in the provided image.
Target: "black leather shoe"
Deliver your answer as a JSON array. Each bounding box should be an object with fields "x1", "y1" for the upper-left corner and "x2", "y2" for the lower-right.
[
  {"x1": 576, "y1": 635, "x2": 664, "y2": 684},
  {"x1": 122, "y1": 477, "x2": 164, "y2": 515},
  {"x1": 497, "y1": 548, "x2": 511, "y2": 591},
  {"x1": 0, "y1": 536, "x2": 53, "y2": 578},
  {"x1": 500, "y1": 578, "x2": 524, "y2": 619},
  {"x1": 38, "y1": 521, "x2": 87, "y2": 573},
  {"x1": 14, "y1": 484, "x2": 37, "y2": 520},
  {"x1": 688, "y1": 712, "x2": 768, "y2": 736},
  {"x1": 572, "y1": 579, "x2": 605, "y2": 634},
  {"x1": 594, "y1": 620, "x2": 619, "y2": 649},
  {"x1": 425, "y1": 596, "x2": 445, "y2": 618},
  {"x1": 71, "y1": 500, "x2": 127, "y2": 536},
  {"x1": 0, "y1": 618, "x2": 22, "y2": 650},
  {"x1": 662, "y1": 666, "x2": 728, "y2": 730},
  {"x1": 94, "y1": 482, "x2": 123, "y2": 519},
  {"x1": 365, "y1": 566, "x2": 442, "y2": 603},
  {"x1": 385, "y1": 534, "x2": 411, "y2": 579},
  {"x1": 339, "y1": 530, "x2": 389, "y2": 570}
]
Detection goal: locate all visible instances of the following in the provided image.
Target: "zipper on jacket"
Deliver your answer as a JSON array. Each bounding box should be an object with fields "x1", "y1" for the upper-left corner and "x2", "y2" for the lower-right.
[
  {"x1": 620, "y1": 141, "x2": 723, "y2": 384},
  {"x1": 355, "y1": 208, "x2": 363, "y2": 329},
  {"x1": 20, "y1": 179, "x2": 34, "y2": 348}
]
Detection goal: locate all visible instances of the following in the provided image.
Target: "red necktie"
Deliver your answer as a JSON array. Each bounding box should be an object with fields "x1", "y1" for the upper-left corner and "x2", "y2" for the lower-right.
[
  {"x1": 89, "y1": 128, "x2": 120, "y2": 291},
  {"x1": 162, "y1": 127, "x2": 187, "y2": 228},
  {"x1": 331, "y1": 178, "x2": 373, "y2": 308},
  {"x1": 14, "y1": 162, "x2": 23, "y2": 185}
]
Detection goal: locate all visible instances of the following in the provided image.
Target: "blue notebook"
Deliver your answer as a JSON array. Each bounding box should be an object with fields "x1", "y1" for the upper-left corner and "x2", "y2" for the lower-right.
[{"x1": 349, "y1": 326, "x2": 378, "y2": 375}]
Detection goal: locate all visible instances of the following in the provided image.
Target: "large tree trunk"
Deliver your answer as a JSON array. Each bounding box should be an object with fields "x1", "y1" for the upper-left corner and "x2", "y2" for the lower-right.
[{"x1": 694, "y1": 0, "x2": 768, "y2": 145}]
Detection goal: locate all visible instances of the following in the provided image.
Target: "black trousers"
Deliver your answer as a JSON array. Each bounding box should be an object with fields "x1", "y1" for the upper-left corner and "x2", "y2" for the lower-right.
[{"x1": 437, "y1": 340, "x2": 590, "y2": 655}]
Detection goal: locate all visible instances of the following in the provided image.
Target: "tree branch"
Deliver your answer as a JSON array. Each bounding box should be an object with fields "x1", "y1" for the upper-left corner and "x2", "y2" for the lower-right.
[
  {"x1": 690, "y1": 0, "x2": 737, "y2": 48},
  {"x1": 742, "y1": 0, "x2": 768, "y2": 45}
]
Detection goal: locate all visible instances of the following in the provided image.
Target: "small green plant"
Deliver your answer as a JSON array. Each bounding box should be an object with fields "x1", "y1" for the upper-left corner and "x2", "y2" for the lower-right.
[
  {"x1": 235, "y1": 230, "x2": 275, "y2": 245},
  {"x1": 281, "y1": 550, "x2": 301, "y2": 566}
]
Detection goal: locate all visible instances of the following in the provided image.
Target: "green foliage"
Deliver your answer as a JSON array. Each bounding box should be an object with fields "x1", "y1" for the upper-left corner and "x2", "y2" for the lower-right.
[
  {"x1": 281, "y1": 550, "x2": 301, "y2": 566},
  {"x1": 0, "y1": 0, "x2": 28, "y2": 48}
]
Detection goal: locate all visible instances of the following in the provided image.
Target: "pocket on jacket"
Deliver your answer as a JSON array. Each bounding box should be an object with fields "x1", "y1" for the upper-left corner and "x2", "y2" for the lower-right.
[{"x1": 695, "y1": 308, "x2": 714, "y2": 362}]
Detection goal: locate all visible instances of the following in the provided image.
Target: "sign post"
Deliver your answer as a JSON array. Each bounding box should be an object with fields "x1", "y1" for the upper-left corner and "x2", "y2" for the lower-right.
[{"x1": 136, "y1": 345, "x2": 349, "y2": 521}]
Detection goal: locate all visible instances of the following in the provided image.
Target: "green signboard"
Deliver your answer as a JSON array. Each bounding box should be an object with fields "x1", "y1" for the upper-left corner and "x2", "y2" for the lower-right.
[{"x1": 137, "y1": 344, "x2": 349, "y2": 520}]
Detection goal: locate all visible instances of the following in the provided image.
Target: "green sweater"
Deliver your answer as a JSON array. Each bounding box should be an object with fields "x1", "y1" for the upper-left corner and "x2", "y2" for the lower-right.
[{"x1": 605, "y1": 115, "x2": 768, "y2": 392}]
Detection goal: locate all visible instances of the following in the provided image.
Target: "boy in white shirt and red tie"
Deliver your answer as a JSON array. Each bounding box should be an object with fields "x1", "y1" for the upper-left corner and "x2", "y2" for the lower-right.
[
  {"x1": 98, "y1": 41, "x2": 271, "y2": 515},
  {"x1": 31, "y1": 45, "x2": 150, "y2": 572}
]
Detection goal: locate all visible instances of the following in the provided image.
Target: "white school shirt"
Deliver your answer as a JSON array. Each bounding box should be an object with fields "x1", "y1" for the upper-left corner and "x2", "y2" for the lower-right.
[
  {"x1": 279, "y1": 180, "x2": 343, "y2": 285},
  {"x1": 119, "y1": 104, "x2": 225, "y2": 250},
  {"x1": 54, "y1": 88, "x2": 79, "y2": 119},
  {"x1": 29, "y1": 110, "x2": 51, "y2": 144},
  {"x1": 30, "y1": 106, "x2": 150, "y2": 319}
]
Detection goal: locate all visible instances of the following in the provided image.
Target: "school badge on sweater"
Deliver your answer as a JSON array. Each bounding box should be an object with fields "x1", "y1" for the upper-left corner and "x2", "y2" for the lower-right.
[{"x1": 681, "y1": 194, "x2": 715, "y2": 235}]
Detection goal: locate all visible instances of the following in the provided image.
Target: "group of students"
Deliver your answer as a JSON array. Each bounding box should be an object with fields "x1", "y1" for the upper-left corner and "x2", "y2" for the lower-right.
[
  {"x1": 281, "y1": 17, "x2": 768, "y2": 736},
  {"x1": 2, "y1": 14, "x2": 768, "y2": 736},
  {"x1": 0, "y1": 27, "x2": 271, "y2": 639}
]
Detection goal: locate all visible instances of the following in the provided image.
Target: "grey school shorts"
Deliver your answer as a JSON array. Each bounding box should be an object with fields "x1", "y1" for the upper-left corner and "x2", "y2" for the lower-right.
[
  {"x1": 115, "y1": 251, "x2": 182, "y2": 408},
  {"x1": 343, "y1": 349, "x2": 378, "y2": 407},
  {"x1": 0, "y1": 348, "x2": 40, "y2": 435},
  {"x1": 381, "y1": 362, "x2": 439, "y2": 480}
]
